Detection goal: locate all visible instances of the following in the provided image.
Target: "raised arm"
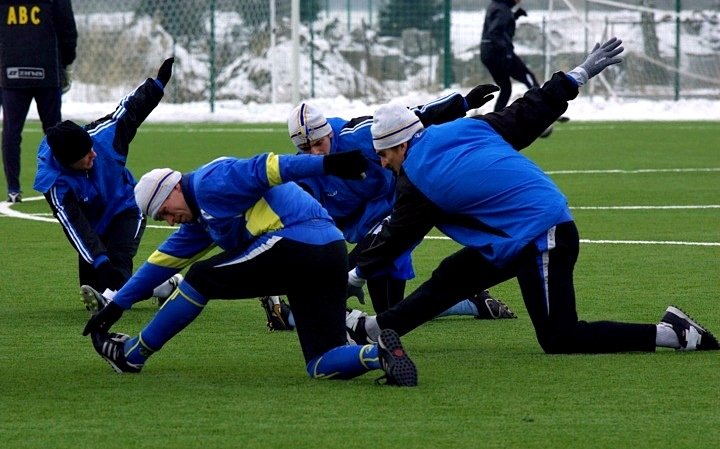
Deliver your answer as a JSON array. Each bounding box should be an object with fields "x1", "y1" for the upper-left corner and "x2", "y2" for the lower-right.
[
  {"x1": 86, "y1": 58, "x2": 173, "y2": 157},
  {"x1": 412, "y1": 84, "x2": 499, "y2": 127},
  {"x1": 480, "y1": 37, "x2": 624, "y2": 150}
]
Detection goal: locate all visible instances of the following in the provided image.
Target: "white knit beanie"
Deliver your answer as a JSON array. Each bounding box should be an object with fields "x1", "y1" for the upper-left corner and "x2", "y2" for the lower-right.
[
  {"x1": 134, "y1": 168, "x2": 182, "y2": 220},
  {"x1": 371, "y1": 103, "x2": 424, "y2": 151},
  {"x1": 287, "y1": 102, "x2": 332, "y2": 149}
]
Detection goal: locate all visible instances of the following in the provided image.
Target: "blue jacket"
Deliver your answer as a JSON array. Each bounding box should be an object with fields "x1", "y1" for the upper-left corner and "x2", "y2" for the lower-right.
[
  {"x1": 113, "y1": 153, "x2": 344, "y2": 308},
  {"x1": 299, "y1": 92, "x2": 476, "y2": 244},
  {"x1": 356, "y1": 72, "x2": 579, "y2": 276},
  {"x1": 299, "y1": 116, "x2": 395, "y2": 243},
  {"x1": 33, "y1": 78, "x2": 163, "y2": 265},
  {"x1": 402, "y1": 118, "x2": 572, "y2": 266}
]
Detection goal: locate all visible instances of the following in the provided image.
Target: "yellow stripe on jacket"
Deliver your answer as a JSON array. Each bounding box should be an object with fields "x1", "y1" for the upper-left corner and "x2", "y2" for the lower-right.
[
  {"x1": 245, "y1": 197, "x2": 283, "y2": 236},
  {"x1": 265, "y1": 152, "x2": 283, "y2": 186},
  {"x1": 147, "y1": 246, "x2": 214, "y2": 269}
]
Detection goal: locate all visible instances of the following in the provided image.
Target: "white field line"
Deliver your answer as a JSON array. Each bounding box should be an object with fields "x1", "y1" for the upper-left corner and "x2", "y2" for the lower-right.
[
  {"x1": 423, "y1": 236, "x2": 720, "y2": 247},
  {"x1": 546, "y1": 168, "x2": 720, "y2": 175},
  {"x1": 2, "y1": 196, "x2": 719, "y2": 247},
  {"x1": 21, "y1": 125, "x2": 284, "y2": 133},
  {"x1": 572, "y1": 205, "x2": 720, "y2": 210}
]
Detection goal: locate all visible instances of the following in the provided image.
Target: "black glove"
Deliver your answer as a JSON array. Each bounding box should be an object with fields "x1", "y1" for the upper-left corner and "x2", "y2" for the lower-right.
[
  {"x1": 82, "y1": 301, "x2": 125, "y2": 336},
  {"x1": 464, "y1": 84, "x2": 500, "y2": 110},
  {"x1": 96, "y1": 260, "x2": 126, "y2": 291},
  {"x1": 346, "y1": 284, "x2": 365, "y2": 305},
  {"x1": 323, "y1": 150, "x2": 368, "y2": 179},
  {"x1": 156, "y1": 57, "x2": 175, "y2": 87},
  {"x1": 514, "y1": 8, "x2": 527, "y2": 20}
]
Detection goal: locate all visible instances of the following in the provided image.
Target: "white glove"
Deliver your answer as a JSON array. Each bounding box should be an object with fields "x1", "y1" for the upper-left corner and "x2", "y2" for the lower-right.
[{"x1": 347, "y1": 267, "x2": 366, "y2": 304}]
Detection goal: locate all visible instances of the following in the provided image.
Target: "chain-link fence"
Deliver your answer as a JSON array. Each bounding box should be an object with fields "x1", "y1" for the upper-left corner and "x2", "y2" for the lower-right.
[{"x1": 68, "y1": 0, "x2": 720, "y2": 109}]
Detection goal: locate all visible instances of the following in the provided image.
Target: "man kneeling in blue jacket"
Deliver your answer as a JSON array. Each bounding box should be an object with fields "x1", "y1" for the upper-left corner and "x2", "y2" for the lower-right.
[{"x1": 82, "y1": 150, "x2": 418, "y2": 386}]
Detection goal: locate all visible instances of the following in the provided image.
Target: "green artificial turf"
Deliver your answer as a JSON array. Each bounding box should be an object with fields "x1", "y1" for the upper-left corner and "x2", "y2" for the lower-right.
[{"x1": 0, "y1": 120, "x2": 718, "y2": 449}]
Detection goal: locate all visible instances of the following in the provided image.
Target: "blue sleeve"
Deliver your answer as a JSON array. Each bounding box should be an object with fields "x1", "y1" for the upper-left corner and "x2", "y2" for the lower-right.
[
  {"x1": 113, "y1": 223, "x2": 215, "y2": 308},
  {"x1": 113, "y1": 262, "x2": 178, "y2": 309},
  {"x1": 253, "y1": 152, "x2": 325, "y2": 186}
]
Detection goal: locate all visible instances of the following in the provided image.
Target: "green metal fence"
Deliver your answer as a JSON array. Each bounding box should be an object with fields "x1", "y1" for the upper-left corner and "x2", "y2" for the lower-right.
[{"x1": 67, "y1": 0, "x2": 720, "y2": 109}]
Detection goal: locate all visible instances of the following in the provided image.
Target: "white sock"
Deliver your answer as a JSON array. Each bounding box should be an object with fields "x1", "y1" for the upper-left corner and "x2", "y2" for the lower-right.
[
  {"x1": 365, "y1": 316, "x2": 381, "y2": 342},
  {"x1": 101, "y1": 288, "x2": 117, "y2": 301},
  {"x1": 656, "y1": 323, "x2": 680, "y2": 348},
  {"x1": 152, "y1": 279, "x2": 174, "y2": 299}
]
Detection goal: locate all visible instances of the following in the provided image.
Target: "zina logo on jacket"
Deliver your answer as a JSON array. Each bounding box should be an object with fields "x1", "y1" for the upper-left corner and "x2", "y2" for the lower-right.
[{"x1": 7, "y1": 67, "x2": 45, "y2": 79}]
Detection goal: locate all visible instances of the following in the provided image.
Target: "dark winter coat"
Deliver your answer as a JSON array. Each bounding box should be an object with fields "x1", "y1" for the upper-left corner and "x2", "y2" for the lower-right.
[{"x1": 0, "y1": 0, "x2": 77, "y2": 88}]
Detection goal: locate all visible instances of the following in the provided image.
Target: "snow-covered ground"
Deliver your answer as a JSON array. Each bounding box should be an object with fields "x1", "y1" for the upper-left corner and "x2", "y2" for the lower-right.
[{"x1": 44, "y1": 93, "x2": 720, "y2": 124}]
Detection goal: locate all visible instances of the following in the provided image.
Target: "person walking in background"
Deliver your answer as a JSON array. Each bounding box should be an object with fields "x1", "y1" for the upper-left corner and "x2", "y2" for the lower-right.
[
  {"x1": 0, "y1": 0, "x2": 78, "y2": 203},
  {"x1": 480, "y1": 0, "x2": 564, "y2": 136},
  {"x1": 33, "y1": 58, "x2": 178, "y2": 309},
  {"x1": 480, "y1": 0, "x2": 538, "y2": 113}
]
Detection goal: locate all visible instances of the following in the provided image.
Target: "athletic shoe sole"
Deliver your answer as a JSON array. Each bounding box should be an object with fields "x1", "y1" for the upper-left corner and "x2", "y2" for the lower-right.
[
  {"x1": 377, "y1": 329, "x2": 418, "y2": 387},
  {"x1": 80, "y1": 285, "x2": 107, "y2": 314}
]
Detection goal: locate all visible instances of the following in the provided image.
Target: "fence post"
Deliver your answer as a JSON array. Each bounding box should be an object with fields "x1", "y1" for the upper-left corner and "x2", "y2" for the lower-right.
[
  {"x1": 310, "y1": 1, "x2": 315, "y2": 98},
  {"x1": 292, "y1": 0, "x2": 300, "y2": 105},
  {"x1": 270, "y1": 0, "x2": 276, "y2": 104},
  {"x1": 443, "y1": 0, "x2": 452, "y2": 88},
  {"x1": 209, "y1": 0, "x2": 216, "y2": 113},
  {"x1": 368, "y1": 0, "x2": 372, "y2": 28},
  {"x1": 674, "y1": 0, "x2": 681, "y2": 101},
  {"x1": 347, "y1": 0, "x2": 351, "y2": 33}
]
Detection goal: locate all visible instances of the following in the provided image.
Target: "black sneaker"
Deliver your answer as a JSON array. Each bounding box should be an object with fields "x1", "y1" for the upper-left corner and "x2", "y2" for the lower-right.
[
  {"x1": 80, "y1": 285, "x2": 109, "y2": 314},
  {"x1": 259, "y1": 296, "x2": 294, "y2": 331},
  {"x1": 376, "y1": 329, "x2": 418, "y2": 387},
  {"x1": 660, "y1": 306, "x2": 719, "y2": 351},
  {"x1": 91, "y1": 332, "x2": 143, "y2": 373},
  {"x1": 108, "y1": 332, "x2": 131, "y2": 344},
  {"x1": 471, "y1": 290, "x2": 517, "y2": 320},
  {"x1": 7, "y1": 192, "x2": 21, "y2": 203}
]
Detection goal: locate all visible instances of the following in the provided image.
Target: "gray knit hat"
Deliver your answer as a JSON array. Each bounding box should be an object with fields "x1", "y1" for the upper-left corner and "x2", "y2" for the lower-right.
[{"x1": 134, "y1": 168, "x2": 182, "y2": 220}]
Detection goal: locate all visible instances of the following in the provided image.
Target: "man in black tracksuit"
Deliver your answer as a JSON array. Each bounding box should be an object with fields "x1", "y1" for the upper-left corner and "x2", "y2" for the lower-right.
[
  {"x1": 480, "y1": 0, "x2": 540, "y2": 112},
  {"x1": 0, "y1": 0, "x2": 78, "y2": 203}
]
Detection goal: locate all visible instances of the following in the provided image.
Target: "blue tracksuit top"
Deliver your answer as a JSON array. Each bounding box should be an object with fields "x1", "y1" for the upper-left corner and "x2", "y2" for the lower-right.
[
  {"x1": 33, "y1": 80, "x2": 163, "y2": 237},
  {"x1": 34, "y1": 135, "x2": 137, "y2": 236},
  {"x1": 402, "y1": 118, "x2": 573, "y2": 267},
  {"x1": 113, "y1": 153, "x2": 344, "y2": 307},
  {"x1": 179, "y1": 155, "x2": 342, "y2": 251},
  {"x1": 299, "y1": 116, "x2": 395, "y2": 243}
]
